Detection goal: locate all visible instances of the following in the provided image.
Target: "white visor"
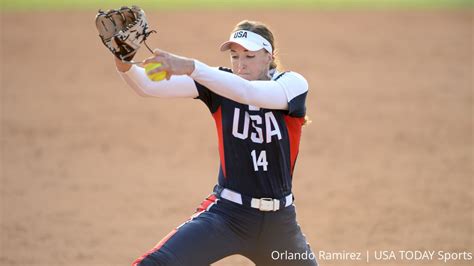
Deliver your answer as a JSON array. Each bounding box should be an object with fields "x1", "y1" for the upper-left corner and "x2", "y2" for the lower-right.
[{"x1": 219, "y1": 30, "x2": 273, "y2": 54}]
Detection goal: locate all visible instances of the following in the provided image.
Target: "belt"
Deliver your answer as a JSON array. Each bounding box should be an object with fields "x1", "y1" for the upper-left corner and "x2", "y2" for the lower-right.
[{"x1": 213, "y1": 184, "x2": 293, "y2": 212}]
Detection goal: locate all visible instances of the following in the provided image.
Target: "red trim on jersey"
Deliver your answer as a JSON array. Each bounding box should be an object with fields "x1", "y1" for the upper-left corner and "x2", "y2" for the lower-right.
[
  {"x1": 212, "y1": 106, "x2": 227, "y2": 177},
  {"x1": 131, "y1": 229, "x2": 178, "y2": 266},
  {"x1": 196, "y1": 194, "x2": 217, "y2": 212},
  {"x1": 283, "y1": 115, "x2": 305, "y2": 175},
  {"x1": 131, "y1": 195, "x2": 218, "y2": 266}
]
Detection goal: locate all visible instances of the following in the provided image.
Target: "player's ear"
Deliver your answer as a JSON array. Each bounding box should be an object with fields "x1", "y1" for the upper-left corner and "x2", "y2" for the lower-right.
[{"x1": 266, "y1": 52, "x2": 273, "y2": 64}]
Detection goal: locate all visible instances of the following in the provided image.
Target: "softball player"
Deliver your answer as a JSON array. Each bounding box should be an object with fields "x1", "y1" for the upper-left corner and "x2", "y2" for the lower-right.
[{"x1": 116, "y1": 20, "x2": 317, "y2": 266}]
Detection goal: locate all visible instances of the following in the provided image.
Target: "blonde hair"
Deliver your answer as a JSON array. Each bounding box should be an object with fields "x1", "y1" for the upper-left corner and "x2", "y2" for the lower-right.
[{"x1": 232, "y1": 20, "x2": 282, "y2": 71}]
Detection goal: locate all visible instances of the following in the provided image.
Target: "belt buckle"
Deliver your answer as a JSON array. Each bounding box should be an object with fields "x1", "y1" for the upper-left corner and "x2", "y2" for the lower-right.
[{"x1": 259, "y1": 198, "x2": 278, "y2": 211}]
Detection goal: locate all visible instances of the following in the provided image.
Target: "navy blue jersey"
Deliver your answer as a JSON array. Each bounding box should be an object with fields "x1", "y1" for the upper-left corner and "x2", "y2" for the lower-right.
[{"x1": 194, "y1": 67, "x2": 308, "y2": 199}]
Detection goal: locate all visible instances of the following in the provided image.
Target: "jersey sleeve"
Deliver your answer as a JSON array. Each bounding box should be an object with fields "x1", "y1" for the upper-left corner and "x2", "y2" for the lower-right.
[
  {"x1": 190, "y1": 60, "x2": 310, "y2": 112},
  {"x1": 274, "y1": 71, "x2": 309, "y2": 117},
  {"x1": 193, "y1": 67, "x2": 231, "y2": 113}
]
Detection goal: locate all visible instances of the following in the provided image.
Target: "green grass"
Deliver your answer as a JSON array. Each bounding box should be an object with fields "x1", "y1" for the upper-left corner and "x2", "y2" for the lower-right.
[{"x1": 1, "y1": 0, "x2": 473, "y2": 11}]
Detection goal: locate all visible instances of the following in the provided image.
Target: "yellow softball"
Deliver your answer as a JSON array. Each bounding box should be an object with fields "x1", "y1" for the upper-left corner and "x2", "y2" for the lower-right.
[{"x1": 145, "y1": 63, "x2": 167, "y2": 82}]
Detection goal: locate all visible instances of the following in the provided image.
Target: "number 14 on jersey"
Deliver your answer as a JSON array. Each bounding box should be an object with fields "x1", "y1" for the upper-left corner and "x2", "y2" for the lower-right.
[{"x1": 251, "y1": 150, "x2": 268, "y2": 172}]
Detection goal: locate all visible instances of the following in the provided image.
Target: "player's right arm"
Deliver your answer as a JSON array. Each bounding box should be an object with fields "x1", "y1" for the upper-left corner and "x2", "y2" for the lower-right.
[{"x1": 115, "y1": 57, "x2": 199, "y2": 98}]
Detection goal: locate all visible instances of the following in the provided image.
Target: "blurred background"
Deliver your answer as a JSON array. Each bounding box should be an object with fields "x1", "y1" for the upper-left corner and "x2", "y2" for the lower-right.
[{"x1": 1, "y1": 0, "x2": 472, "y2": 265}]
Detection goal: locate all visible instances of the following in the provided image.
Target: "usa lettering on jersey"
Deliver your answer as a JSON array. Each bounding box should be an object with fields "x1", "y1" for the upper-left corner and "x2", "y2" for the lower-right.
[{"x1": 231, "y1": 107, "x2": 282, "y2": 144}]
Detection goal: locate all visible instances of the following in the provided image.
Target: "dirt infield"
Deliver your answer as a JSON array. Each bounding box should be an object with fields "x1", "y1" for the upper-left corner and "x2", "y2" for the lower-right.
[{"x1": 1, "y1": 9, "x2": 472, "y2": 266}]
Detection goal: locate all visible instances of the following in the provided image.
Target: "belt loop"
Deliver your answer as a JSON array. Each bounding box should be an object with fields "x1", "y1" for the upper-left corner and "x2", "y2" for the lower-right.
[
  {"x1": 241, "y1": 195, "x2": 252, "y2": 207},
  {"x1": 213, "y1": 184, "x2": 224, "y2": 196}
]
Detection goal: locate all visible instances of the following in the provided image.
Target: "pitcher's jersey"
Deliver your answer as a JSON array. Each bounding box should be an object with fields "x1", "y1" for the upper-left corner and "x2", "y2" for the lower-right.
[{"x1": 194, "y1": 67, "x2": 308, "y2": 199}]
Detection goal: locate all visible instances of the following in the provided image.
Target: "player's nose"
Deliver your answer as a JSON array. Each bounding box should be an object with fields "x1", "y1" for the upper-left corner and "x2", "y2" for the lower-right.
[{"x1": 237, "y1": 59, "x2": 247, "y2": 72}]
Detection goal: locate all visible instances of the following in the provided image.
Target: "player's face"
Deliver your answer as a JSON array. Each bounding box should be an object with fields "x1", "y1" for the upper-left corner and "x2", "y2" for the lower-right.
[{"x1": 229, "y1": 43, "x2": 273, "y2": 81}]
